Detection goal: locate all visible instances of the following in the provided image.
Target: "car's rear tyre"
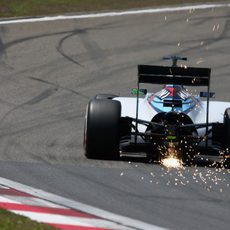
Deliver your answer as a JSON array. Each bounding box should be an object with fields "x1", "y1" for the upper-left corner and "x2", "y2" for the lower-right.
[{"x1": 84, "y1": 99, "x2": 121, "y2": 160}]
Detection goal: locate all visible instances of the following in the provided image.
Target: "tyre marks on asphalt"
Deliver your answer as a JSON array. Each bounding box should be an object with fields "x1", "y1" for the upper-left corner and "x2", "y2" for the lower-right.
[
  {"x1": 25, "y1": 88, "x2": 58, "y2": 105},
  {"x1": 0, "y1": 33, "x2": 5, "y2": 60},
  {"x1": 0, "y1": 27, "x2": 89, "y2": 161},
  {"x1": 0, "y1": 27, "x2": 7, "y2": 60},
  {"x1": 56, "y1": 30, "x2": 84, "y2": 67},
  {"x1": 0, "y1": 26, "x2": 14, "y2": 71},
  {"x1": 28, "y1": 76, "x2": 89, "y2": 99}
]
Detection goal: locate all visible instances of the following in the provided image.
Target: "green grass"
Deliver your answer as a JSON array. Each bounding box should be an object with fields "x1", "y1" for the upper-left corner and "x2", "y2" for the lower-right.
[
  {"x1": 0, "y1": 209, "x2": 57, "y2": 230},
  {"x1": 0, "y1": 0, "x2": 220, "y2": 18}
]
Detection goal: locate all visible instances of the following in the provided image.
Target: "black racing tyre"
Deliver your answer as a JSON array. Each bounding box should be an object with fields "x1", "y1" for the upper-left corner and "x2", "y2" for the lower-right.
[
  {"x1": 84, "y1": 99, "x2": 121, "y2": 160},
  {"x1": 94, "y1": 94, "x2": 118, "y2": 100}
]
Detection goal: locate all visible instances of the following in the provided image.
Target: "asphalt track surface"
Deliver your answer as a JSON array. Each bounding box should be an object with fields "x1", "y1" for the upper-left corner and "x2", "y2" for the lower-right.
[{"x1": 0, "y1": 4, "x2": 230, "y2": 230}]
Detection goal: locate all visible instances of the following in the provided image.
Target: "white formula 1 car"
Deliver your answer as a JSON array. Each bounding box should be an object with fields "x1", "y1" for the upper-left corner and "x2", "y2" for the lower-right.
[{"x1": 84, "y1": 56, "x2": 230, "y2": 166}]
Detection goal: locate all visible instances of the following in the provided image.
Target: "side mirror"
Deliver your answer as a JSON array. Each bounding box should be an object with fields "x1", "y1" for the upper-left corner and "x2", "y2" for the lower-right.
[{"x1": 131, "y1": 88, "x2": 147, "y2": 96}]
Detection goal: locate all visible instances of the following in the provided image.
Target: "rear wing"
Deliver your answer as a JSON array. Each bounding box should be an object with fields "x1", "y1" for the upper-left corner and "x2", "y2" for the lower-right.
[
  {"x1": 138, "y1": 65, "x2": 211, "y2": 86},
  {"x1": 134, "y1": 64, "x2": 212, "y2": 145}
]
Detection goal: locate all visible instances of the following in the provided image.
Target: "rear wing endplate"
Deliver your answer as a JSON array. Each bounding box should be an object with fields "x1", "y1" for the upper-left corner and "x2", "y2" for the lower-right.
[{"x1": 138, "y1": 65, "x2": 211, "y2": 86}]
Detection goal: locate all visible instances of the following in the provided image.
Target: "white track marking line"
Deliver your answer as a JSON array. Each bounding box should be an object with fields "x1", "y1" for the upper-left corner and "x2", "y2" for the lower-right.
[
  {"x1": 0, "y1": 3, "x2": 229, "y2": 25},
  {"x1": 0, "y1": 177, "x2": 167, "y2": 230},
  {"x1": 2, "y1": 196, "x2": 66, "y2": 208},
  {"x1": 0, "y1": 196, "x2": 21, "y2": 203}
]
